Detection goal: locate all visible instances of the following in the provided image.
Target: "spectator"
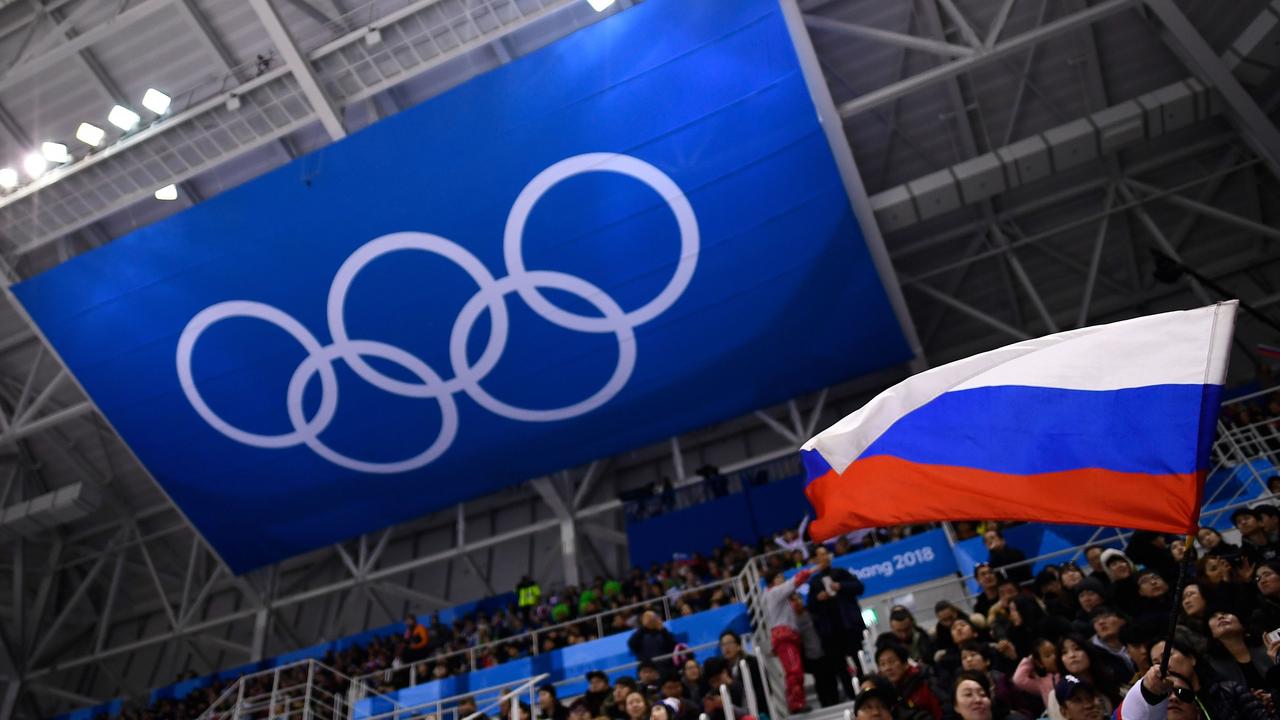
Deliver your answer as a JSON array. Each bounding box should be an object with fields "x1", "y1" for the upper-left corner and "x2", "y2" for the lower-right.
[
  {"x1": 628, "y1": 612, "x2": 678, "y2": 672},
  {"x1": 985, "y1": 529, "x2": 1031, "y2": 587},
  {"x1": 961, "y1": 641, "x2": 1039, "y2": 719},
  {"x1": 623, "y1": 691, "x2": 650, "y2": 720},
  {"x1": 1121, "y1": 639, "x2": 1270, "y2": 719},
  {"x1": 875, "y1": 642, "x2": 943, "y2": 719},
  {"x1": 605, "y1": 678, "x2": 638, "y2": 720},
  {"x1": 793, "y1": 592, "x2": 839, "y2": 707},
  {"x1": 1048, "y1": 635, "x2": 1120, "y2": 718},
  {"x1": 1087, "y1": 607, "x2": 1135, "y2": 679},
  {"x1": 1258, "y1": 505, "x2": 1280, "y2": 542},
  {"x1": 568, "y1": 702, "x2": 592, "y2": 720},
  {"x1": 648, "y1": 699, "x2": 679, "y2": 720},
  {"x1": 807, "y1": 544, "x2": 867, "y2": 698},
  {"x1": 851, "y1": 683, "x2": 896, "y2": 720},
  {"x1": 583, "y1": 671, "x2": 612, "y2": 717},
  {"x1": 1127, "y1": 531, "x2": 1178, "y2": 584},
  {"x1": 459, "y1": 696, "x2": 489, "y2": 720},
  {"x1": 1099, "y1": 550, "x2": 1138, "y2": 614},
  {"x1": 538, "y1": 685, "x2": 569, "y2": 720},
  {"x1": 404, "y1": 614, "x2": 429, "y2": 663},
  {"x1": 881, "y1": 605, "x2": 936, "y2": 664},
  {"x1": 1052, "y1": 675, "x2": 1104, "y2": 720},
  {"x1": 1012, "y1": 639, "x2": 1060, "y2": 706},
  {"x1": 517, "y1": 576, "x2": 542, "y2": 613},
  {"x1": 1083, "y1": 546, "x2": 1110, "y2": 586},
  {"x1": 973, "y1": 564, "x2": 1002, "y2": 617},
  {"x1": 718, "y1": 631, "x2": 767, "y2": 715},
  {"x1": 1250, "y1": 560, "x2": 1280, "y2": 635},
  {"x1": 951, "y1": 670, "x2": 995, "y2": 720},
  {"x1": 1235, "y1": 507, "x2": 1280, "y2": 561},
  {"x1": 1197, "y1": 527, "x2": 1232, "y2": 554},
  {"x1": 934, "y1": 601, "x2": 963, "y2": 655},
  {"x1": 637, "y1": 662, "x2": 662, "y2": 701},
  {"x1": 1206, "y1": 609, "x2": 1274, "y2": 689},
  {"x1": 680, "y1": 659, "x2": 706, "y2": 706},
  {"x1": 761, "y1": 567, "x2": 814, "y2": 712},
  {"x1": 1132, "y1": 569, "x2": 1171, "y2": 629},
  {"x1": 700, "y1": 658, "x2": 750, "y2": 720}
]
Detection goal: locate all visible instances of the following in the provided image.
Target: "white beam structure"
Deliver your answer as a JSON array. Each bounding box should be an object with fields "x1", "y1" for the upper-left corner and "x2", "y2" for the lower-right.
[{"x1": 247, "y1": 0, "x2": 347, "y2": 141}]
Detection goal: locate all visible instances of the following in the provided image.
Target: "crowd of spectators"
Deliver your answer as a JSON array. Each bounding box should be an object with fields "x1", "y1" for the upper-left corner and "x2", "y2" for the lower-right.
[
  {"x1": 110, "y1": 523, "x2": 936, "y2": 720},
  {"x1": 794, "y1": 504, "x2": 1280, "y2": 720}
]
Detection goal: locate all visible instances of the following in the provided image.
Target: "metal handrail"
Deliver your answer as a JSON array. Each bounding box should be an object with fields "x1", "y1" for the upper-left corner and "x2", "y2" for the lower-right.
[{"x1": 352, "y1": 576, "x2": 744, "y2": 687}]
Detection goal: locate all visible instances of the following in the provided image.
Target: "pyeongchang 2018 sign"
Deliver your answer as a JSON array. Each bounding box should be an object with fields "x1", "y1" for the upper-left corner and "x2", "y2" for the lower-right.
[{"x1": 15, "y1": 0, "x2": 912, "y2": 571}]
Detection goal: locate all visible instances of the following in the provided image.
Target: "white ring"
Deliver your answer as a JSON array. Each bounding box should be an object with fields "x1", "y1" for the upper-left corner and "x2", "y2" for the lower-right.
[
  {"x1": 327, "y1": 231, "x2": 509, "y2": 398},
  {"x1": 503, "y1": 153, "x2": 699, "y2": 333},
  {"x1": 177, "y1": 300, "x2": 338, "y2": 448},
  {"x1": 178, "y1": 153, "x2": 698, "y2": 474},
  {"x1": 287, "y1": 340, "x2": 458, "y2": 474},
  {"x1": 450, "y1": 270, "x2": 636, "y2": 422}
]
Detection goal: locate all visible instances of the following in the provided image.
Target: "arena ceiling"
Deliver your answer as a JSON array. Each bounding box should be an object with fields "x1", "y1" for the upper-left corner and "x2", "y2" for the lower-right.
[{"x1": 0, "y1": 0, "x2": 1277, "y2": 716}]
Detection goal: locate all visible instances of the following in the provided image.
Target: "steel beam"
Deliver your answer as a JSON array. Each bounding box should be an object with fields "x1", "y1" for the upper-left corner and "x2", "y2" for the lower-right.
[
  {"x1": 0, "y1": 0, "x2": 174, "y2": 94},
  {"x1": 838, "y1": 0, "x2": 1138, "y2": 117},
  {"x1": 803, "y1": 14, "x2": 974, "y2": 57},
  {"x1": 1142, "y1": 0, "x2": 1280, "y2": 181},
  {"x1": 248, "y1": 0, "x2": 346, "y2": 140}
]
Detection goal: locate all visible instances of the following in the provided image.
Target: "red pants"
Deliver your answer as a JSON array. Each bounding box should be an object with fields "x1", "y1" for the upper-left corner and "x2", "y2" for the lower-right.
[{"x1": 771, "y1": 626, "x2": 806, "y2": 712}]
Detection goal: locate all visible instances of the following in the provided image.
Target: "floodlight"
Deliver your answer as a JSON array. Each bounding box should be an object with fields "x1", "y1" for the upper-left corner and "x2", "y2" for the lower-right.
[
  {"x1": 108, "y1": 105, "x2": 141, "y2": 131},
  {"x1": 76, "y1": 122, "x2": 106, "y2": 147},
  {"x1": 586, "y1": 0, "x2": 616, "y2": 10},
  {"x1": 0, "y1": 168, "x2": 17, "y2": 190},
  {"x1": 142, "y1": 88, "x2": 171, "y2": 115},
  {"x1": 41, "y1": 142, "x2": 69, "y2": 164},
  {"x1": 154, "y1": 184, "x2": 178, "y2": 201},
  {"x1": 23, "y1": 152, "x2": 47, "y2": 179}
]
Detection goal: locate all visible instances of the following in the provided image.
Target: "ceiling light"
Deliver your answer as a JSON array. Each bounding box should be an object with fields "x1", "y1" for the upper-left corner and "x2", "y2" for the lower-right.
[
  {"x1": 225, "y1": 95, "x2": 242, "y2": 112},
  {"x1": 154, "y1": 184, "x2": 177, "y2": 201},
  {"x1": 0, "y1": 168, "x2": 17, "y2": 190},
  {"x1": 364, "y1": 27, "x2": 382, "y2": 46},
  {"x1": 142, "y1": 88, "x2": 171, "y2": 115},
  {"x1": 76, "y1": 122, "x2": 105, "y2": 147},
  {"x1": 23, "y1": 152, "x2": 47, "y2": 179},
  {"x1": 586, "y1": 0, "x2": 616, "y2": 10},
  {"x1": 41, "y1": 142, "x2": 69, "y2": 164},
  {"x1": 108, "y1": 105, "x2": 141, "y2": 131}
]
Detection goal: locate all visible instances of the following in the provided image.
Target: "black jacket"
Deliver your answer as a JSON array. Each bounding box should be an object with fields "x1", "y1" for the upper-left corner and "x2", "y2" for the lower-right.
[
  {"x1": 806, "y1": 567, "x2": 866, "y2": 638},
  {"x1": 628, "y1": 626, "x2": 678, "y2": 666}
]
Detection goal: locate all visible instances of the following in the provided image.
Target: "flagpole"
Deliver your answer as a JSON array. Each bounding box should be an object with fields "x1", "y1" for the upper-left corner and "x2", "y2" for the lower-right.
[{"x1": 1158, "y1": 534, "x2": 1196, "y2": 678}]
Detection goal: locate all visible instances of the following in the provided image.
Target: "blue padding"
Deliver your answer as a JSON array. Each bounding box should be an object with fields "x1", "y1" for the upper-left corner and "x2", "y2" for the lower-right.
[
  {"x1": 627, "y1": 493, "x2": 757, "y2": 567},
  {"x1": 355, "y1": 604, "x2": 750, "y2": 720},
  {"x1": 51, "y1": 699, "x2": 123, "y2": 720}
]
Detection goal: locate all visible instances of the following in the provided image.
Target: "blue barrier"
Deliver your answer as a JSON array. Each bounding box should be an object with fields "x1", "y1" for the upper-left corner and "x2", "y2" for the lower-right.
[
  {"x1": 353, "y1": 604, "x2": 750, "y2": 719},
  {"x1": 626, "y1": 474, "x2": 812, "y2": 567},
  {"x1": 147, "y1": 592, "x2": 515, "y2": 704},
  {"x1": 50, "y1": 699, "x2": 122, "y2": 720},
  {"x1": 783, "y1": 528, "x2": 958, "y2": 599}
]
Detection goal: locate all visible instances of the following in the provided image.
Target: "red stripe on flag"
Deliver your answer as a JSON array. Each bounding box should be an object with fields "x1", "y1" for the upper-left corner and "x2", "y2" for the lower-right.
[{"x1": 805, "y1": 455, "x2": 1204, "y2": 541}]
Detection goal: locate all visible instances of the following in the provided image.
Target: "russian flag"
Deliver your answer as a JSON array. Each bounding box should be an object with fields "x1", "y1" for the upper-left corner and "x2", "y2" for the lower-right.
[{"x1": 801, "y1": 302, "x2": 1237, "y2": 540}]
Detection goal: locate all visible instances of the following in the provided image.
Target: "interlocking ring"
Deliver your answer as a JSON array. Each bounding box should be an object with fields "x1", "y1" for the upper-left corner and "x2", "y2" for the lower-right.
[{"x1": 176, "y1": 153, "x2": 700, "y2": 474}]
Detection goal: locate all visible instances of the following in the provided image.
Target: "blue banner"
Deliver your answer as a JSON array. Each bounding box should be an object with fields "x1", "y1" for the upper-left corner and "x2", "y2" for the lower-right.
[
  {"x1": 15, "y1": 0, "x2": 912, "y2": 571},
  {"x1": 790, "y1": 529, "x2": 958, "y2": 598}
]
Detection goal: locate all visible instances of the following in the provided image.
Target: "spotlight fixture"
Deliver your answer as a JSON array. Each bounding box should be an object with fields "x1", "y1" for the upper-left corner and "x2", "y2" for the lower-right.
[
  {"x1": 142, "y1": 88, "x2": 171, "y2": 115},
  {"x1": 154, "y1": 184, "x2": 178, "y2": 201},
  {"x1": 23, "y1": 152, "x2": 47, "y2": 179},
  {"x1": 586, "y1": 0, "x2": 616, "y2": 10},
  {"x1": 364, "y1": 27, "x2": 382, "y2": 46},
  {"x1": 0, "y1": 168, "x2": 17, "y2": 190},
  {"x1": 41, "y1": 142, "x2": 69, "y2": 164},
  {"x1": 76, "y1": 122, "x2": 106, "y2": 147},
  {"x1": 108, "y1": 105, "x2": 141, "y2": 131}
]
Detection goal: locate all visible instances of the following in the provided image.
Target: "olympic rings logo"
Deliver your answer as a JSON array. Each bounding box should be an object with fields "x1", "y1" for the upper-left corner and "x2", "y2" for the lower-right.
[{"x1": 176, "y1": 153, "x2": 700, "y2": 474}]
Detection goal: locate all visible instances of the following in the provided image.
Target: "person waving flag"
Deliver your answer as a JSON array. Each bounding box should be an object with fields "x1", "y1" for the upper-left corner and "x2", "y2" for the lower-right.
[{"x1": 801, "y1": 301, "x2": 1237, "y2": 541}]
